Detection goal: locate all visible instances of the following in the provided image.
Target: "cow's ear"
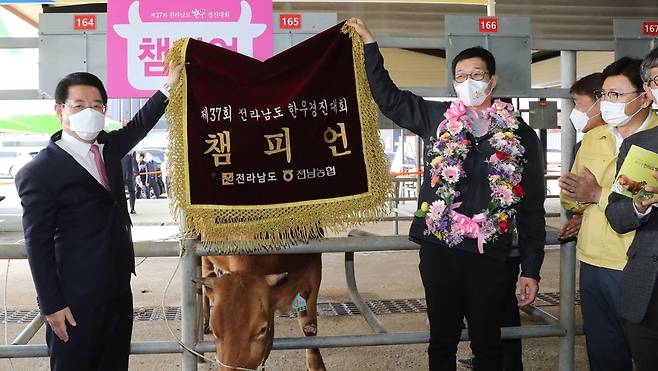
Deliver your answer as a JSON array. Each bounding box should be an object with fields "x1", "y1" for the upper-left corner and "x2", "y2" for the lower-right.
[{"x1": 264, "y1": 272, "x2": 288, "y2": 288}]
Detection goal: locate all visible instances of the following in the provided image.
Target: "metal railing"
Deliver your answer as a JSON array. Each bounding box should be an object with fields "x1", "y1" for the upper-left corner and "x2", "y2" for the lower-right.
[{"x1": 0, "y1": 230, "x2": 577, "y2": 371}]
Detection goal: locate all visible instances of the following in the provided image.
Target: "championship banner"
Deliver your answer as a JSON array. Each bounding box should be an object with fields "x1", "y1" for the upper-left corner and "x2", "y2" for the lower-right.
[{"x1": 164, "y1": 22, "x2": 393, "y2": 251}]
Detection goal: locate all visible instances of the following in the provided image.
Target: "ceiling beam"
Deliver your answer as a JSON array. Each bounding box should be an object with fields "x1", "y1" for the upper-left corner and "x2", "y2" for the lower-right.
[
  {"x1": 1, "y1": 5, "x2": 38, "y2": 29},
  {"x1": 42, "y1": 3, "x2": 107, "y2": 13},
  {"x1": 531, "y1": 50, "x2": 560, "y2": 63}
]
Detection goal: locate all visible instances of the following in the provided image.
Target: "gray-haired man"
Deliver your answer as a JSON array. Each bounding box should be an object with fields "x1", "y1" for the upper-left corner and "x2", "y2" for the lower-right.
[{"x1": 606, "y1": 46, "x2": 658, "y2": 371}]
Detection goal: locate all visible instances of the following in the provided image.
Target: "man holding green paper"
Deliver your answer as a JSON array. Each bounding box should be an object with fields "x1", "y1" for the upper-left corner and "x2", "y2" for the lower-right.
[
  {"x1": 560, "y1": 56, "x2": 657, "y2": 371},
  {"x1": 606, "y1": 46, "x2": 658, "y2": 371}
]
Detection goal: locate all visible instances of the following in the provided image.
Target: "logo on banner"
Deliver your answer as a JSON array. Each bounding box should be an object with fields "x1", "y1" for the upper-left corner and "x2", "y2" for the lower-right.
[{"x1": 108, "y1": 0, "x2": 272, "y2": 97}]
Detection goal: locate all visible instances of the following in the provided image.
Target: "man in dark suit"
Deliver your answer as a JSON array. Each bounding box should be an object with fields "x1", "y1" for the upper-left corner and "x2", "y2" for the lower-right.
[
  {"x1": 121, "y1": 151, "x2": 139, "y2": 214},
  {"x1": 15, "y1": 66, "x2": 181, "y2": 371},
  {"x1": 606, "y1": 46, "x2": 658, "y2": 371}
]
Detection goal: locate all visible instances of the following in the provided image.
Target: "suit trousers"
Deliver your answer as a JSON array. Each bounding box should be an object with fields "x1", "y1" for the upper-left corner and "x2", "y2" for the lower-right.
[
  {"x1": 579, "y1": 262, "x2": 632, "y2": 371},
  {"x1": 46, "y1": 290, "x2": 133, "y2": 371},
  {"x1": 124, "y1": 178, "x2": 136, "y2": 211},
  {"x1": 420, "y1": 243, "x2": 507, "y2": 371},
  {"x1": 624, "y1": 280, "x2": 658, "y2": 371}
]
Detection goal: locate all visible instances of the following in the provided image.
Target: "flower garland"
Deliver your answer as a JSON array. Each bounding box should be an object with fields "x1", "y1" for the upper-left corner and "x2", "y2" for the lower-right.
[{"x1": 415, "y1": 99, "x2": 526, "y2": 253}]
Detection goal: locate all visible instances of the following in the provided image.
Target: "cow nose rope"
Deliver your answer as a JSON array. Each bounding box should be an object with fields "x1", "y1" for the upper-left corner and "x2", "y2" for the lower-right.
[
  {"x1": 163, "y1": 240, "x2": 268, "y2": 371},
  {"x1": 214, "y1": 356, "x2": 266, "y2": 371}
]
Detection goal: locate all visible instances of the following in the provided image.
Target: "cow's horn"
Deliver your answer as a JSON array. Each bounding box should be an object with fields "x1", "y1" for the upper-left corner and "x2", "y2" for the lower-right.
[
  {"x1": 265, "y1": 272, "x2": 289, "y2": 287},
  {"x1": 192, "y1": 277, "x2": 212, "y2": 288}
]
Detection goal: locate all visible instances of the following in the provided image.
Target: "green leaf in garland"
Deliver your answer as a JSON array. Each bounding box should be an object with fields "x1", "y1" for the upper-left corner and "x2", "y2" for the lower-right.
[{"x1": 414, "y1": 209, "x2": 427, "y2": 218}]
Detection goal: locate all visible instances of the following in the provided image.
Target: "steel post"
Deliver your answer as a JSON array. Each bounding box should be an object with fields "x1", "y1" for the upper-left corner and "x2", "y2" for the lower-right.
[
  {"x1": 559, "y1": 49, "x2": 577, "y2": 371},
  {"x1": 344, "y1": 252, "x2": 387, "y2": 334},
  {"x1": 180, "y1": 238, "x2": 199, "y2": 371}
]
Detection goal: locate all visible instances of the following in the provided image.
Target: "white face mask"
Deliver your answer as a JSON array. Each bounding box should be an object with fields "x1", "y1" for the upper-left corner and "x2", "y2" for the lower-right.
[
  {"x1": 569, "y1": 101, "x2": 600, "y2": 133},
  {"x1": 68, "y1": 108, "x2": 106, "y2": 141},
  {"x1": 600, "y1": 94, "x2": 643, "y2": 128},
  {"x1": 454, "y1": 79, "x2": 490, "y2": 107},
  {"x1": 569, "y1": 109, "x2": 589, "y2": 133}
]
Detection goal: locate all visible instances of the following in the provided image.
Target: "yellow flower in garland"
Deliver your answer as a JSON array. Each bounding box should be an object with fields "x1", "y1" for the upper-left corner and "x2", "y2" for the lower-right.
[
  {"x1": 440, "y1": 132, "x2": 451, "y2": 142},
  {"x1": 430, "y1": 156, "x2": 443, "y2": 168},
  {"x1": 504, "y1": 132, "x2": 514, "y2": 139},
  {"x1": 421, "y1": 202, "x2": 429, "y2": 212},
  {"x1": 500, "y1": 180, "x2": 513, "y2": 189}
]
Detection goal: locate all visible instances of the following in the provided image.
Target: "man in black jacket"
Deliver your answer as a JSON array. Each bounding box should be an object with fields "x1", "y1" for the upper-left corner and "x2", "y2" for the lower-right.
[
  {"x1": 15, "y1": 65, "x2": 181, "y2": 371},
  {"x1": 143, "y1": 152, "x2": 162, "y2": 199},
  {"x1": 121, "y1": 151, "x2": 139, "y2": 214},
  {"x1": 348, "y1": 19, "x2": 546, "y2": 371}
]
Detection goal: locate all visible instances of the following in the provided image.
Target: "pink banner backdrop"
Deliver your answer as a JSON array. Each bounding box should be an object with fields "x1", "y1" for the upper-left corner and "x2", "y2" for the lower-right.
[{"x1": 107, "y1": 0, "x2": 273, "y2": 98}]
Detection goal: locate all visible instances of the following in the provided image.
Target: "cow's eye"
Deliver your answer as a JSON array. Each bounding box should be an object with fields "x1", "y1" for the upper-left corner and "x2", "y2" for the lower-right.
[{"x1": 255, "y1": 323, "x2": 269, "y2": 338}]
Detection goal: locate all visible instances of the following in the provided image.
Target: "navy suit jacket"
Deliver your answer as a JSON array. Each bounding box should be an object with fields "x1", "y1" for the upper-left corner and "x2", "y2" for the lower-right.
[
  {"x1": 606, "y1": 124, "x2": 658, "y2": 323},
  {"x1": 16, "y1": 91, "x2": 168, "y2": 315}
]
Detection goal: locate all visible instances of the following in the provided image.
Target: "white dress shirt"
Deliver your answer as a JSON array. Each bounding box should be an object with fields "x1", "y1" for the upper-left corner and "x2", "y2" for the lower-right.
[
  {"x1": 56, "y1": 131, "x2": 106, "y2": 187},
  {"x1": 610, "y1": 111, "x2": 652, "y2": 153}
]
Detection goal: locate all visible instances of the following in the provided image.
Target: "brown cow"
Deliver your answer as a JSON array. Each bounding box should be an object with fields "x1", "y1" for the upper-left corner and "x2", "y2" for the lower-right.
[
  {"x1": 617, "y1": 174, "x2": 647, "y2": 194},
  {"x1": 195, "y1": 254, "x2": 326, "y2": 371}
]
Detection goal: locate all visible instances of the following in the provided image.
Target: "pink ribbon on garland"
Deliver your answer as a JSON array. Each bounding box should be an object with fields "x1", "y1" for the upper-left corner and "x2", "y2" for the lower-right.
[{"x1": 451, "y1": 211, "x2": 488, "y2": 254}]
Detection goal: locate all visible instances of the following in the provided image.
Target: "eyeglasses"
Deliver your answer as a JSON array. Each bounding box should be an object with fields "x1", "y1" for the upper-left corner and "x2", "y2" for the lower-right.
[
  {"x1": 646, "y1": 74, "x2": 658, "y2": 88},
  {"x1": 454, "y1": 71, "x2": 490, "y2": 83},
  {"x1": 60, "y1": 102, "x2": 106, "y2": 114},
  {"x1": 594, "y1": 90, "x2": 641, "y2": 103}
]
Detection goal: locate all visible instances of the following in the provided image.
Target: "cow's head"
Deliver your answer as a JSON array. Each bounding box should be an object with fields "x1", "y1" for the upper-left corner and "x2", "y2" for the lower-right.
[{"x1": 194, "y1": 271, "x2": 288, "y2": 371}]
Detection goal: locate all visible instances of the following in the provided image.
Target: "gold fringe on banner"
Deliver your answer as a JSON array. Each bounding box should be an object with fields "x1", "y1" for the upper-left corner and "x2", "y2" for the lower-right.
[{"x1": 164, "y1": 23, "x2": 394, "y2": 253}]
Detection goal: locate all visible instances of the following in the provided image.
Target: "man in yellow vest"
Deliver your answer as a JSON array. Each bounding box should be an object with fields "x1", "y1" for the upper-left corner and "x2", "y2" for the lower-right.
[
  {"x1": 559, "y1": 73, "x2": 606, "y2": 241},
  {"x1": 560, "y1": 57, "x2": 657, "y2": 371}
]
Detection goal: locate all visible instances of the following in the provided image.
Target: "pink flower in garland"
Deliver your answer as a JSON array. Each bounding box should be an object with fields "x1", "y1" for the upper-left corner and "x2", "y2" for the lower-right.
[
  {"x1": 441, "y1": 166, "x2": 461, "y2": 183},
  {"x1": 493, "y1": 99, "x2": 514, "y2": 114},
  {"x1": 429, "y1": 200, "x2": 446, "y2": 218},
  {"x1": 447, "y1": 119, "x2": 464, "y2": 135},
  {"x1": 492, "y1": 186, "x2": 513, "y2": 206},
  {"x1": 444, "y1": 100, "x2": 467, "y2": 121},
  {"x1": 425, "y1": 217, "x2": 438, "y2": 235}
]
